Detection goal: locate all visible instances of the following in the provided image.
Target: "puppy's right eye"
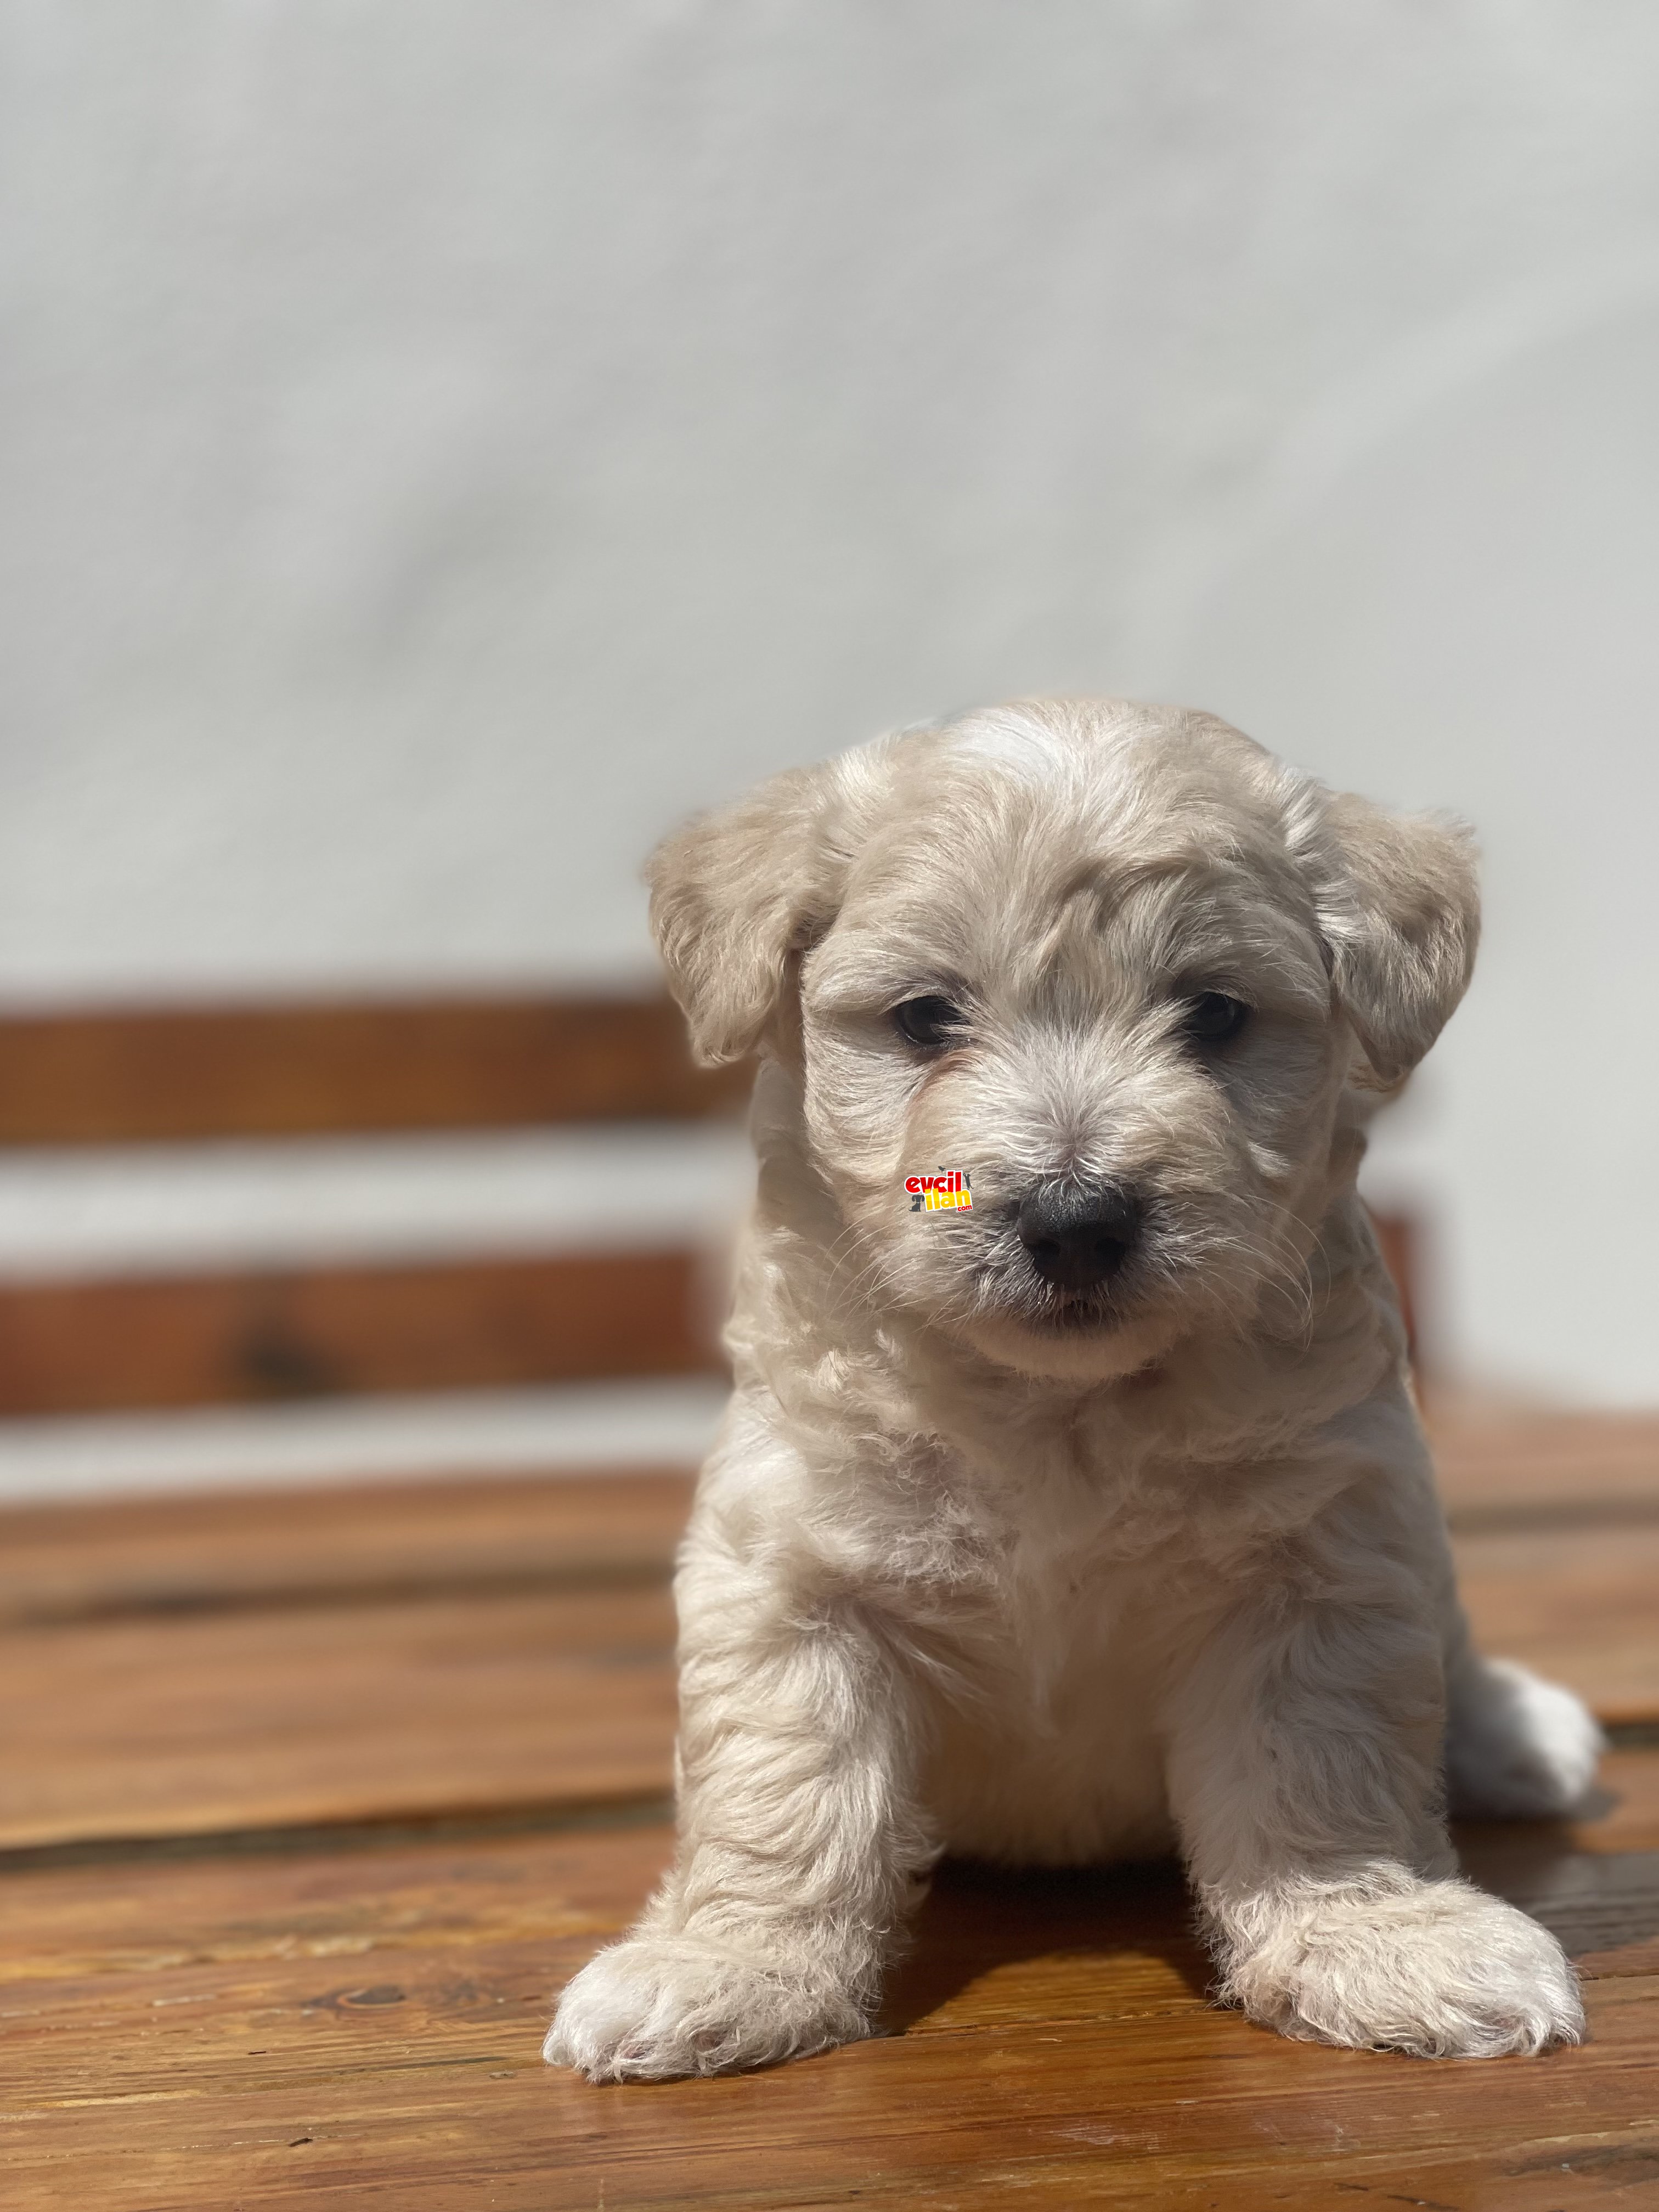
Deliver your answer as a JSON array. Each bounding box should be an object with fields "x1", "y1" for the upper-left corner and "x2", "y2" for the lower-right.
[
  {"x1": 893, "y1": 996, "x2": 967, "y2": 1051},
  {"x1": 1181, "y1": 991, "x2": 1251, "y2": 1047}
]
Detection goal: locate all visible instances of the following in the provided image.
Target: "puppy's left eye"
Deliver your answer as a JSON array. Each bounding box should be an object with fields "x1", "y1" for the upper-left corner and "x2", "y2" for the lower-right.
[
  {"x1": 1182, "y1": 992, "x2": 1250, "y2": 1046},
  {"x1": 893, "y1": 996, "x2": 968, "y2": 1051}
]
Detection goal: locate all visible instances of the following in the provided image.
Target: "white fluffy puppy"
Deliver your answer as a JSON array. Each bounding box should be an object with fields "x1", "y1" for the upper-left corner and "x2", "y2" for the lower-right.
[{"x1": 548, "y1": 697, "x2": 1600, "y2": 2080}]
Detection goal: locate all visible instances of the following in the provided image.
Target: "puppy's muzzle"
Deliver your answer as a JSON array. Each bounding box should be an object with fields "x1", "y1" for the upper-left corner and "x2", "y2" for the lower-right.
[{"x1": 1016, "y1": 1180, "x2": 1142, "y2": 1295}]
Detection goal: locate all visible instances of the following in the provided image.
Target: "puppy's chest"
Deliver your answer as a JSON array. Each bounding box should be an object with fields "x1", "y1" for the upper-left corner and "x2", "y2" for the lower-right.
[
  {"x1": 901, "y1": 1406, "x2": 1340, "y2": 1598},
  {"x1": 839, "y1": 1420, "x2": 1295, "y2": 1716},
  {"x1": 917, "y1": 1531, "x2": 1184, "y2": 1869},
  {"x1": 983, "y1": 1537, "x2": 1154, "y2": 1713},
  {"x1": 906, "y1": 1430, "x2": 1244, "y2": 1596},
  {"x1": 891, "y1": 1471, "x2": 1193, "y2": 1705}
]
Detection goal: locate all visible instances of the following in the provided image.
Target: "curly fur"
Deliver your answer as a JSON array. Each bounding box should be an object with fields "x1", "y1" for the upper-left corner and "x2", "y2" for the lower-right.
[{"x1": 546, "y1": 698, "x2": 1598, "y2": 2081}]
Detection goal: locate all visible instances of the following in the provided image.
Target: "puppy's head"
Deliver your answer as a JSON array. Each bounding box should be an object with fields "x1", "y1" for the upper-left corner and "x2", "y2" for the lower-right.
[{"x1": 650, "y1": 700, "x2": 1477, "y2": 1383}]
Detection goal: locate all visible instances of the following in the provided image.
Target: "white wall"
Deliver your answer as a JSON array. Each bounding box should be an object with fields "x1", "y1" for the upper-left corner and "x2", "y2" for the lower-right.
[{"x1": 3, "y1": 4, "x2": 1657, "y2": 1399}]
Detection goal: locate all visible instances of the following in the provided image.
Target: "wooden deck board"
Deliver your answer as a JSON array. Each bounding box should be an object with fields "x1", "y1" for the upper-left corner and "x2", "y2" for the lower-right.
[
  {"x1": 6, "y1": 1409, "x2": 1651, "y2": 1616},
  {"x1": 1453, "y1": 1520, "x2": 1659, "y2": 1723},
  {"x1": 2, "y1": 1410, "x2": 1657, "y2": 2207},
  {"x1": 1430, "y1": 1403, "x2": 1659, "y2": 1525},
  {"x1": 3, "y1": 1446, "x2": 1656, "y2": 1861},
  {"x1": 0, "y1": 1587, "x2": 675, "y2": 1848},
  {"x1": 0, "y1": 1470, "x2": 692, "y2": 1627},
  {"x1": 3, "y1": 1785, "x2": 1658, "y2": 2211}
]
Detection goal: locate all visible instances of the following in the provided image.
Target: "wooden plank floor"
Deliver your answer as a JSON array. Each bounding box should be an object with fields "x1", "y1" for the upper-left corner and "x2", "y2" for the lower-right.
[{"x1": 3, "y1": 1412, "x2": 1658, "y2": 2210}]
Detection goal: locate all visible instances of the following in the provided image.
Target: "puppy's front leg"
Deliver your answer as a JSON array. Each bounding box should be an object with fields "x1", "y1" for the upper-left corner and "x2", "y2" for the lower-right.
[
  {"x1": 546, "y1": 1560, "x2": 928, "y2": 2080},
  {"x1": 1165, "y1": 1574, "x2": 1583, "y2": 2058}
]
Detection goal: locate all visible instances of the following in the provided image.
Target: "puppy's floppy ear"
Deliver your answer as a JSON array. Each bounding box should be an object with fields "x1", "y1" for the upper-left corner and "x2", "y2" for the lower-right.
[
  {"x1": 646, "y1": 753, "x2": 874, "y2": 1065},
  {"x1": 1294, "y1": 786, "x2": 1481, "y2": 1089}
]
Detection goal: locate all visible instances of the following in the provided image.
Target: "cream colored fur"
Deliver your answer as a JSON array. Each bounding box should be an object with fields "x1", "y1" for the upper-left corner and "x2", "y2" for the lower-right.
[{"x1": 546, "y1": 698, "x2": 1600, "y2": 2080}]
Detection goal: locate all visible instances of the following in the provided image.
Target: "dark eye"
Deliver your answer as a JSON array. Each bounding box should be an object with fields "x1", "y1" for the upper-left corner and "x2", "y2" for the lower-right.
[
  {"x1": 1182, "y1": 992, "x2": 1250, "y2": 1046},
  {"x1": 893, "y1": 995, "x2": 968, "y2": 1050}
]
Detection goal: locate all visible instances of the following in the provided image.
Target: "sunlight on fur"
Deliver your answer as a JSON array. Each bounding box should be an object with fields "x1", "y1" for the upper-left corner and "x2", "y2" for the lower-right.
[{"x1": 545, "y1": 697, "x2": 1600, "y2": 2081}]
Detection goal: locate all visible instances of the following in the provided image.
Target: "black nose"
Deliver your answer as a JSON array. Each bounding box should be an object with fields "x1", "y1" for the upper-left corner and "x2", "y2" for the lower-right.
[{"x1": 1017, "y1": 1182, "x2": 1141, "y2": 1294}]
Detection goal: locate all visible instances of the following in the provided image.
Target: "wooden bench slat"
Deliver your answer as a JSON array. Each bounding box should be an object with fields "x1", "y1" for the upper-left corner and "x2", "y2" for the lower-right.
[
  {"x1": 0, "y1": 1425, "x2": 1655, "y2": 1854},
  {"x1": 0, "y1": 1496, "x2": 1652, "y2": 1858},
  {"x1": 1452, "y1": 1518, "x2": 1659, "y2": 1724},
  {"x1": 16, "y1": 1753, "x2": 1651, "y2": 2029},
  {"x1": 0, "y1": 996, "x2": 746, "y2": 1145},
  {"x1": 5, "y1": 1416, "x2": 1654, "y2": 1619},
  {"x1": 0, "y1": 1470, "x2": 692, "y2": 1626},
  {"x1": 2, "y1": 1448, "x2": 1654, "y2": 2209},
  {"x1": 0, "y1": 1250, "x2": 721, "y2": 1414},
  {"x1": 3, "y1": 1761, "x2": 1658, "y2": 2211},
  {"x1": 0, "y1": 1584, "x2": 676, "y2": 1849},
  {"x1": 1431, "y1": 1403, "x2": 1659, "y2": 1523}
]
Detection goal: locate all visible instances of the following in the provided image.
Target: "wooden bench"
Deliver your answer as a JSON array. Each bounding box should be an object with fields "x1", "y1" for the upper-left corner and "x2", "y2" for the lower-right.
[
  {"x1": 0, "y1": 996, "x2": 743, "y2": 1413},
  {"x1": 1, "y1": 997, "x2": 1655, "y2": 2208}
]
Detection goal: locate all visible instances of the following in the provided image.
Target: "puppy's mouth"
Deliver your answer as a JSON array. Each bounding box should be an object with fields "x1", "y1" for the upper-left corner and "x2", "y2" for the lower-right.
[
  {"x1": 1020, "y1": 1288, "x2": 1121, "y2": 1334},
  {"x1": 971, "y1": 1266, "x2": 1133, "y2": 1338},
  {"x1": 958, "y1": 1267, "x2": 1176, "y2": 1382}
]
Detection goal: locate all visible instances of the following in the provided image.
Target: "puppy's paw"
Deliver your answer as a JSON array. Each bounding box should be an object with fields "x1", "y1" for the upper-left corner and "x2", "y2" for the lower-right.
[
  {"x1": 1222, "y1": 1875, "x2": 1584, "y2": 2058},
  {"x1": 544, "y1": 1934, "x2": 870, "y2": 2081},
  {"x1": 1447, "y1": 1654, "x2": 1604, "y2": 1820}
]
